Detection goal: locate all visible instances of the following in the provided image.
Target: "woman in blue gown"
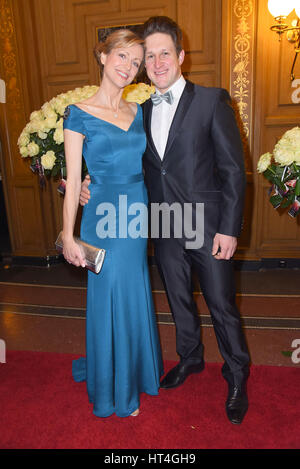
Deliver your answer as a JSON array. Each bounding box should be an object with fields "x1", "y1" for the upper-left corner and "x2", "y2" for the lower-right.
[{"x1": 62, "y1": 29, "x2": 163, "y2": 418}]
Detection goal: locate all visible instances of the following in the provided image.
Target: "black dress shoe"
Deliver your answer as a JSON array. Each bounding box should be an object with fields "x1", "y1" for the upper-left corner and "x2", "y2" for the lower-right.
[
  {"x1": 225, "y1": 384, "x2": 248, "y2": 425},
  {"x1": 160, "y1": 360, "x2": 204, "y2": 389}
]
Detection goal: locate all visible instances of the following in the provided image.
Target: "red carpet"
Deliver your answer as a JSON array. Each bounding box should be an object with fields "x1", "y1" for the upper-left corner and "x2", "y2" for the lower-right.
[{"x1": 0, "y1": 350, "x2": 299, "y2": 449}]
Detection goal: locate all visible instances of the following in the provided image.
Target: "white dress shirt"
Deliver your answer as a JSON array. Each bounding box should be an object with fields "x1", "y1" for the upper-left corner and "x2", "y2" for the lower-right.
[{"x1": 151, "y1": 75, "x2": 186, "y2": 160}]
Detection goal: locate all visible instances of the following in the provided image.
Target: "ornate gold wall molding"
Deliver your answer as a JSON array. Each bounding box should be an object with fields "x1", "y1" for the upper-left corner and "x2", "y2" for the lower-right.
[
  {"x1": 0, "y1": 0, "x2": 21, "y2": 109},
  {"x1": 230, "y1": 0, "x2": 255, "y2": 161}
]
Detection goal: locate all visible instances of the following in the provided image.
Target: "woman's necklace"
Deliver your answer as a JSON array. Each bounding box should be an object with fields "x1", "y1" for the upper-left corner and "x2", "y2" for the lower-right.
[{"x1": 111, "y1": 104, "x2": 119, "y2": 118}]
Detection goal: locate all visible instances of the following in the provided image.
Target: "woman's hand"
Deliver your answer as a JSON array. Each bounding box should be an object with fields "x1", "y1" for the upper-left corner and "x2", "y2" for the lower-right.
[
  {"x1": 79, "y1": 174, "x2": 91, "y2": 206},
  {"x1": 63, "y1": 237, "x2": 86, "y2": 268}
]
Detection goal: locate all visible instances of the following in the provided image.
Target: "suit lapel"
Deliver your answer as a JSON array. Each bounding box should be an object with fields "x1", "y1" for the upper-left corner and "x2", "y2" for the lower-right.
[
  {"x1": 143, "y1": 98, "x2": 161, "y2": 162},
  {"x1": 163, "y1": 80, "x2": 195, "y2": 159}
]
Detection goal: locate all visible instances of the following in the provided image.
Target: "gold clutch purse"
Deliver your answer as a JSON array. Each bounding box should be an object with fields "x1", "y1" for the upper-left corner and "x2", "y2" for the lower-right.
[{"x1": 55, "y1": 231, "x2": 106, "y2": 274}]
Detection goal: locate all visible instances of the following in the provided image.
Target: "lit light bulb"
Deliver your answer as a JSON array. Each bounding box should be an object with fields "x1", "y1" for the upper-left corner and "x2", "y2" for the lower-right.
[{"x1": 268, "y1": 0, "x2": 294, "y2": 18}]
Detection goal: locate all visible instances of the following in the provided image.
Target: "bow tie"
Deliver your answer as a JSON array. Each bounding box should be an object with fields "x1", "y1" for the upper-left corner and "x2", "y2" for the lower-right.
[{"x1": 150, "y1": 90, "x2": 174, "y2": 106}]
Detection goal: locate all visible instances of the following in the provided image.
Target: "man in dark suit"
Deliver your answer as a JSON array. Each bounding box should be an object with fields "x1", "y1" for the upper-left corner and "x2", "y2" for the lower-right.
[
  {"x1": 80, "y1": 16, "x2": 250, "y2": 424},
  {"x1": 140, "y1": 16, "x2": 250, "y2": 425}
]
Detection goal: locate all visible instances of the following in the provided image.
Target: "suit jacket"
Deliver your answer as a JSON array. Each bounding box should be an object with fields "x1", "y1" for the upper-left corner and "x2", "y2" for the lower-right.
[{"x1": 142, "y1": 80, "x2": 246, "y2": 238}]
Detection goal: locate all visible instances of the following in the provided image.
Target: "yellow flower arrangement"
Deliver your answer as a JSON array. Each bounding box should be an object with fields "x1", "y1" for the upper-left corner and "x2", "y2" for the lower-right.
[{"x1": 122, "y1": 82, "x2": 155, "y2": 104}]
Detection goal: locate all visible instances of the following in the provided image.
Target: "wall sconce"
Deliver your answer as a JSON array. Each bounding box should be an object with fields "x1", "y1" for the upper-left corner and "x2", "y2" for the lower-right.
[{"x1": 268, "y1": 0, "x2": 300, "y2": 81}]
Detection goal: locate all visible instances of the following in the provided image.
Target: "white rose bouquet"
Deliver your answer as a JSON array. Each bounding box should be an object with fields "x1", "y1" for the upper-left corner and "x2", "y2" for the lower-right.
[
  {"x1": 257, "y1": 127, "x2": 300, "y2": 217},
  {"x1": 18, "y1": 85, "x2": 99, "y2": 186},
  {"x1": 18, "y1": 83, "x2": 154, "y2": 188}
]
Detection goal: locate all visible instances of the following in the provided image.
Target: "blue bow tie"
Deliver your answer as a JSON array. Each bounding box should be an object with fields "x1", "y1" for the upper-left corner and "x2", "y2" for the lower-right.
[{"x1": 150, "y1": 90, "x2": 174, "y2": 106}]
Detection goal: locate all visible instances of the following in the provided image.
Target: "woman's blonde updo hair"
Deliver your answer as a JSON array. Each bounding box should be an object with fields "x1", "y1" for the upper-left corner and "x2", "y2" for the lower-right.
[{"x1": 94, "y1": 29, "x2": 144, "y2": 77}]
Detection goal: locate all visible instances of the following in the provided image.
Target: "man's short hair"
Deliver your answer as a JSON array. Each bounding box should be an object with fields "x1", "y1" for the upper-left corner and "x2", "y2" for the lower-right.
[{"x1": 142, "y1": 16, "x2": 183, "y2": 55}]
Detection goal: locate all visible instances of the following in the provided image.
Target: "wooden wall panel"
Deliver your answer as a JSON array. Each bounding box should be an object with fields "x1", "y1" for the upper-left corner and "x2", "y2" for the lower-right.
[
  {"x1": 253, "y1": 1, "x2": 300, "y2": 258},
  {"x1": 13, "y1": 186, "x2": 45, "y2": 251},
  {"x1": 180, "y1": 0, "x2": 221, "y2": 87},
  {"x1": 0, "y1": 0, "x2": 48, "y2": 257},
  {"x1": 278, "y1": 36, "x2": 300, "y2": 107},
  {"x1": 178, "y1": 0, "x2": 204, "y2": 51},
  {"x1": 32, "y1": 0, "x2": 221, "y2": 100}
]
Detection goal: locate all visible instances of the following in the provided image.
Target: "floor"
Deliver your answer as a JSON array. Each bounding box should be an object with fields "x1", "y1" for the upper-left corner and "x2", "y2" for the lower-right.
[{"x1": 0, "y1": 259, "x2": 300, "y2": 367}]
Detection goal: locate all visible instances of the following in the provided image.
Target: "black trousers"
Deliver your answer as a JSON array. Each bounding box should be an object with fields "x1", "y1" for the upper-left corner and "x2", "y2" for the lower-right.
[{"x1": 153, "y1": 203, "x2": 250, "y2": 387}]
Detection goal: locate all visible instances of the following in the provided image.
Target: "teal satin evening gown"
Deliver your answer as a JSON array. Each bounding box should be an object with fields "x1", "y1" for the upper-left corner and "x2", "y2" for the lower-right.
[{"x1": 63, "y1": 103, "x2": 163, "y2": 417}]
